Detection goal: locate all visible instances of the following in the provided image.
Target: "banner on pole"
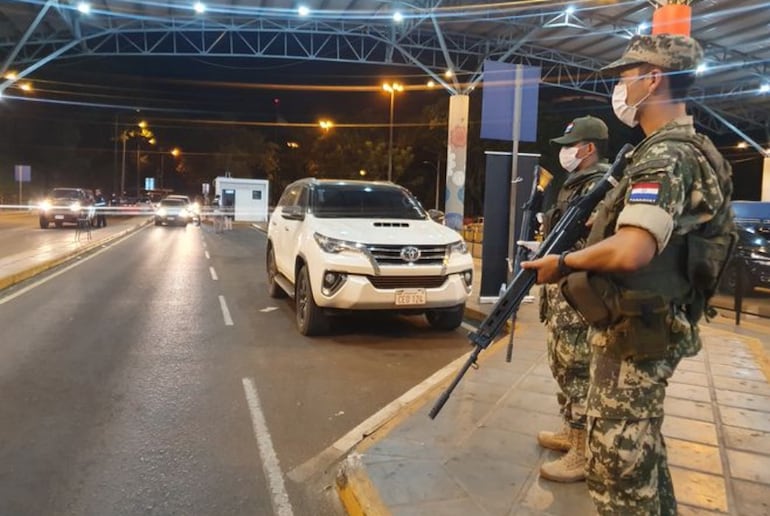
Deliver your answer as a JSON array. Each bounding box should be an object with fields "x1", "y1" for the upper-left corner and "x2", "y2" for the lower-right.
[
  {"x1": 14, "y1": 165, "x2": 31, "y2": 182},
  {"x1": 480, "y1": 61, "x2": 541, "y2": 142}
]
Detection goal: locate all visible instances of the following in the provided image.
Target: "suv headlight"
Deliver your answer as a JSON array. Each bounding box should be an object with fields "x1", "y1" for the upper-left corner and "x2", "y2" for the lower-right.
[
  {"x1": 69, "y1": 202, "x2": 82, "y2": 212},
  {"x1": 449, "y1": 240, "x2": 469, "y2": 255},
  {"x1": 314, "y1": 233, "x2": 364, "y2": 254},
  {"x1": 39, "y1": 200, "x2": 51, "y2": 211}
]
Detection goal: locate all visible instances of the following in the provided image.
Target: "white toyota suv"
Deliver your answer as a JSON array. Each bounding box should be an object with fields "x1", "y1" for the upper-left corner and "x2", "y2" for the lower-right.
[{"x1": 266, "y1": 179, "x2": 474, "y2": 335}]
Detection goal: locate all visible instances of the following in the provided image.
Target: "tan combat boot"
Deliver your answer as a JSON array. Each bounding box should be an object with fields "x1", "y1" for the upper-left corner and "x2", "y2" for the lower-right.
[
  {"x1": 539, "y1": 427, "x2": 587, "y2": 482},
  {"x1": 537, "y1": 421, "x2": 571, "y2": 452}
]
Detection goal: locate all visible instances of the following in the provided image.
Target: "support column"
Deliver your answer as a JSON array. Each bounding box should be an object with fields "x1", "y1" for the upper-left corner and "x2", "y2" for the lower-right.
[
  {"x1": 762, "y1": 156, "x2": 770, "y2": 201},
  {"x1": 445, "y1": 94, "x2": 469, "y2": 231}
]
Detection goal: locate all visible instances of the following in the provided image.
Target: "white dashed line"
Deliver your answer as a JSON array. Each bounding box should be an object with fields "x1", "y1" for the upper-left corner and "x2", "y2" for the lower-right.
[
  {"x1": 242, "y1": 377, "x2": 294, "y2": 516},
  {"x1": 209, "y1": 266, "x2": 218, "y2": 280},
  {"x1": 218, "y1": 295, "x2": 234, "y2": 326},
  {"x1": 205, "y1": 250, "x2": 210, "y2": 260}
]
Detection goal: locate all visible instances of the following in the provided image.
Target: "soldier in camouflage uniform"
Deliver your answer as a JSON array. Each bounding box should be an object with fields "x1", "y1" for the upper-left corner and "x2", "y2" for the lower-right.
[
  {"x1": 538, "y1": 116, "x2": 610, "y2": 483},
  {"x1": 522, "y1": 34, "x2": 734, "y2": 515}
]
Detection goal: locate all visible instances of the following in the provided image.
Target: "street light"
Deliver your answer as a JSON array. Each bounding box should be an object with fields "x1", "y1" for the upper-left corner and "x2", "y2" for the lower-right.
[
  {"x1": 319, "y1": 119, "x2": 334, "y2": 132},
  {"x1": 160, "y1": 147, "x2": 182, "y2": 189},
  {"x1": 119, "y1": 121, "x2": 155, "y2": 198},
  {"x1": 382, "y1": 81, "x2": 403, "y2": 182}
]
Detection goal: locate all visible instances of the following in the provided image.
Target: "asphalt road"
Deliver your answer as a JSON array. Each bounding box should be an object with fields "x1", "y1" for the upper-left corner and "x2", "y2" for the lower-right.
[{"x1": 0, "y1": 219, "x2": 474, "y2": 515}]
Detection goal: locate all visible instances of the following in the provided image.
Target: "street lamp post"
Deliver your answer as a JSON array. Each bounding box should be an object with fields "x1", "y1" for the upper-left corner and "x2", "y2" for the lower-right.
[
  {"x1": 382, "y1": 82, "x2": 403, "y2": 182},
  {"x1": 119, "y1": 121, "x2": 155, "y2": 199}
]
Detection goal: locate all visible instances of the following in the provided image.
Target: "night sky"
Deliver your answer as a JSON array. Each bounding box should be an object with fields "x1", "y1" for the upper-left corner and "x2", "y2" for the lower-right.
[{"x1": 1, "y1": 52, "x2": 765, "y2": 201}]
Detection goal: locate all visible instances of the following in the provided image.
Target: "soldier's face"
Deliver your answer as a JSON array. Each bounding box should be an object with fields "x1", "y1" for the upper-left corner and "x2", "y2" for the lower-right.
[{"x1": 618, "y1": 67, "x2": 650, "y2": 106}]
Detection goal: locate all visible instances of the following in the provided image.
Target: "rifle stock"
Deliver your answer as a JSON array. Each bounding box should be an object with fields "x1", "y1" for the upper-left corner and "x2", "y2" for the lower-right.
[{"x1": 428, "y1": 143, "x2": 633, "y2": 420}]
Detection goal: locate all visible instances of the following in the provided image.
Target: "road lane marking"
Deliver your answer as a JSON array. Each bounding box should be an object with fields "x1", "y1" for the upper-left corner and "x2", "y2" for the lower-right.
[
  {"x1": 242, "y1": 378, "x2": 294, "y2": 516},
  {"x1": 218, "y1": 295, "x2": 234, "y2": 326},
  {"x1": 209, "y1": 266, "x2": 218, "y2": 280},
  {"x1": 205, "y1": 250, "x2": 210, "y2": 260}
]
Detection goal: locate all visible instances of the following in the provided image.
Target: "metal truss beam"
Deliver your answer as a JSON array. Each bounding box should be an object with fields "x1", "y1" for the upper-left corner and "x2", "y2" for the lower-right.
[{"x1": 1, "y1": 13, "x2": 767, "y2": 133}]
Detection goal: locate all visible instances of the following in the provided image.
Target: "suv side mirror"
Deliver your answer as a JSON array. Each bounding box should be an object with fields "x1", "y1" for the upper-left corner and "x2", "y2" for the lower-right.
[
  {"x1": 282, "y1": 205, "x2": 306, "y2": 221},
  {"x1": 427, "y1": 209, "x2": 445, "y2": 224}
]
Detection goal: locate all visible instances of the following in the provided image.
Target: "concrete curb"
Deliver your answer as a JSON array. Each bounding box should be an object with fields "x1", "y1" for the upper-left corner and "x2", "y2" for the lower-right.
[
  {"x1": 0, "y1": 217, "x2": 152, "y2": 292},
  {"x1": 336, "y1": 453, "x2": 391, "y2": 516}
]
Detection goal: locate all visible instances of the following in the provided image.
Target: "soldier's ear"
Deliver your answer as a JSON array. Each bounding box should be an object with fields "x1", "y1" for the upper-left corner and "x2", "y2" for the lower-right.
[{"x1": 647, "y1": 67, "x2": 666, "y2": 95}]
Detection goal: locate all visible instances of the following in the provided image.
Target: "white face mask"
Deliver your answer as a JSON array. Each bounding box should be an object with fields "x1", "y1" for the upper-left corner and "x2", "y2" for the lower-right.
[
  {"x1": 558, "y1": 145, "x2": 583, "y2": 172},
  {"x1": 612, "y1": 79, "x2": 652, "y2": 128}
]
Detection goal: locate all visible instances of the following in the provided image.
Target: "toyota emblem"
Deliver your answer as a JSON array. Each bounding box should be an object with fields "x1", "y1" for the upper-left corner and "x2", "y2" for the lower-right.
[{"x1": 400, "y1": 246, "x2": 421, "y2": 263}]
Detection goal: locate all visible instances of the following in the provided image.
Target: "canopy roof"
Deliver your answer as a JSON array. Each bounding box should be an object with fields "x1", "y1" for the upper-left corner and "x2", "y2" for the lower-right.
[{"x1": 1, "y1": 1, "x2": 768, "y2": 146}]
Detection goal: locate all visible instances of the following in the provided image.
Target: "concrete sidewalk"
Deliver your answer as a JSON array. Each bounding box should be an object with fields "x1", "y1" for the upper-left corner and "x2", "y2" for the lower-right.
[{"x1": 336, "y1": 261, "x2": 770, "y2": 516}]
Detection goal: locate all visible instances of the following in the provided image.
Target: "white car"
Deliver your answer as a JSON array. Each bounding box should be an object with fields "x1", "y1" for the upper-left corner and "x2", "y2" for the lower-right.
[{"x1": 266, "y1": 179, "x2": 473, "y2": 335}]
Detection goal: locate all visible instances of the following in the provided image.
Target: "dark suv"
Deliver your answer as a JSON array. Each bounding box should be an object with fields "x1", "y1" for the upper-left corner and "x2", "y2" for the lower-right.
[{"x1": 38, "y1": 188, "x2": 96, "y2": 229}]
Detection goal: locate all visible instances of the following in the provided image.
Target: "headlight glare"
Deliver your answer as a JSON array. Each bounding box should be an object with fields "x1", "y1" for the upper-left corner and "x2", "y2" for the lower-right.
[{"x1": 69, "y1": 202, "x2": 81, "y2": 213}]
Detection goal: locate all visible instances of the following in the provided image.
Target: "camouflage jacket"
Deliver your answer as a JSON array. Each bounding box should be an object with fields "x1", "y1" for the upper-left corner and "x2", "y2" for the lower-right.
[
  {"x1": 541, "y1": 160, "x2": 609, "y2": 329},
  {"x1": 586, "y1": 116, "x2": 731, "y2": 360}
]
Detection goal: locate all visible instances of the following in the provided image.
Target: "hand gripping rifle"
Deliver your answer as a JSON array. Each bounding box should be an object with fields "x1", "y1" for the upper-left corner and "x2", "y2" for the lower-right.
[{"x1": 429, "y1": 143, "x2": 633, "y2": 419}]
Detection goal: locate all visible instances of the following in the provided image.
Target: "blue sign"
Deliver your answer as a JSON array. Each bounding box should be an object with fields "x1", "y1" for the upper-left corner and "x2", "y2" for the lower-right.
[
  {"x1": 480, "y1": 61, "x2": 540, "y2": 142},
  {"x1": 14, "y1": 165, "x2": 31, "y2": 182}
]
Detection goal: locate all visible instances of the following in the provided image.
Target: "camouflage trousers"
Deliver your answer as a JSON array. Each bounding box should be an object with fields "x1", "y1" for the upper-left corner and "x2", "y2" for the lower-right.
[
  {"x1": 585, "y1": 350, "x2": 681, "y2": 515},
  {"x1": 546, "y1": 324, "x2": 591, "y2": 429}
]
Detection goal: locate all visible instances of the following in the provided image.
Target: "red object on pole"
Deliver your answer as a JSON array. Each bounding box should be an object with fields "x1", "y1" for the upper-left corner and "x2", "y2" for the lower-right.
[{"x1": 652, "y1": 4, "x2": 692, "y2": 36}]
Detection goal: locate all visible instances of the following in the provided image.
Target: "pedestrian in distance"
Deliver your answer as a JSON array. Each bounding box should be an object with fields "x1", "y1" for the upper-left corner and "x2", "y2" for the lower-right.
[
  {"x1": 537, "y1": 116, "x2": 610, "y2": 483},
  {"x1": 522, "y1": 34, "x2": 735, "y2": 515},
  {"x1": 94, "y1": 188, "x2": 107, "y2": 228}
]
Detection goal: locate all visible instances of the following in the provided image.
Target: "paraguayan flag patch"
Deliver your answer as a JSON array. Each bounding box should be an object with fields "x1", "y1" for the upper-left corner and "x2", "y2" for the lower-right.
[{"x1": 628, "y1": 182, "x2": 660, "y2": 204}]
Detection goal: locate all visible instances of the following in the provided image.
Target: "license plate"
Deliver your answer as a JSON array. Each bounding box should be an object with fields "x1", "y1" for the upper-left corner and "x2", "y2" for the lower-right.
[
  {"x1": 395, "y1": 289, "x2": 426, "y2": 306},
  {"x1": 54, "y1": 215, "x2": 64, "y2": 220},
  {"x1": 168, "y1": 216, "x2": 175, "y2": 220}
]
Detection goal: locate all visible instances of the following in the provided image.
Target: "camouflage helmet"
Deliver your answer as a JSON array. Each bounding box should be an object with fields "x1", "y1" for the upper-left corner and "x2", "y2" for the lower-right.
[{"x1": 601, "y1": 34, "x2": 704, "y2": 74}]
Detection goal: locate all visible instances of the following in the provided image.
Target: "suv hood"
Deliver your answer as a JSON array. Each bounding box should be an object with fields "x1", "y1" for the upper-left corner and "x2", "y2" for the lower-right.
[{"x1": 311, "y1": 217, "x2": 461, "y2": 245}]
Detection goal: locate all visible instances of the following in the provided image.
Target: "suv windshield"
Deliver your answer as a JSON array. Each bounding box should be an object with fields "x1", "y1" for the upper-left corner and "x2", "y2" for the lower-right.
[
  {"x1": 311, "y1": 184, "x2": 426, "y2": 219},
  {"x1": 160, "y1": 199, "x2": 185, "y2": 207},
  {"x1": 51, "y1": 188, "x2": 82, "y2": 199}
]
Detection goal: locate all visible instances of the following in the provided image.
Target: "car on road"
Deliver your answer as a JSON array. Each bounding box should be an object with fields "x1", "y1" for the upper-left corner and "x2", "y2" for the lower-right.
[
  {"x1": 164, "y1": 194, "x2": 201, "y2": 225},
  {"x1": 38, "y1": 187, "x2": 96, "y2": 229},
  {"x1": 719, "y1": 225, "x2": 770, "y2": 296},
  {"x1": 154, "y1": 198, "x2": 191, "y2": 226},
  {"x1": 267, "y1": 179, "x2": 474, "y2": 335}
]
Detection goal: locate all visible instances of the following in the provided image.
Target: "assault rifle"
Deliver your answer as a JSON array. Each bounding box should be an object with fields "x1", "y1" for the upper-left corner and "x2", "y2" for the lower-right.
[
  {"x1": 429, "y1": 143, "x2": 633, "y2": 419},
  {"x1": 505, "y1": 165, "x2": 553, "y2": 362}
]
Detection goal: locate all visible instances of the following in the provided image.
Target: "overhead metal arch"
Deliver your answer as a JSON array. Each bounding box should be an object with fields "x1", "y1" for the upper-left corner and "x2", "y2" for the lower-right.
[{"x1": 0, "y1": 0, "x2": 768, "y2": 140}]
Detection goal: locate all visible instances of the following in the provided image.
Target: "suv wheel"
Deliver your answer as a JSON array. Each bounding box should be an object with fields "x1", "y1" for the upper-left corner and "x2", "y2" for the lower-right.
[
  {"x1": 296, "y1": 264, "x2": 329, "y2": 336},
  {"x1": 39, "y1": 217, "x2": 49, "y2": 229},
  {"x1": 266, "y1": 246, "x2": 286, "y2": 298},
  {"x1": 426, "y1": 304, "x2": 465, "y2": 331}
]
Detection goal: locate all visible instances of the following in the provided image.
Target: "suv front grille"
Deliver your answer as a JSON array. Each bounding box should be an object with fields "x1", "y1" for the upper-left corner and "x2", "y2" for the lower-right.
[
  {"x1": 367, "y1": 275, "x2": 448, "y2": 289},
  {"x1": 365, "y1": 244, "x2": 447, "y2": 266}
]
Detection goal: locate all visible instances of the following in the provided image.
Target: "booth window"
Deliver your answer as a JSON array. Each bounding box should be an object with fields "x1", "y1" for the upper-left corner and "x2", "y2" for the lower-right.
[{"x1": 252, "y1": 190, "x2": 262, "y2": 200}]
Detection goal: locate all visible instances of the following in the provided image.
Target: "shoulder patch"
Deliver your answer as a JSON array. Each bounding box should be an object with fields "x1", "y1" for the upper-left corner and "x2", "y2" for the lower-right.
[{"x1": 628, "y1": 182, "x2": 660, "y2": 204}]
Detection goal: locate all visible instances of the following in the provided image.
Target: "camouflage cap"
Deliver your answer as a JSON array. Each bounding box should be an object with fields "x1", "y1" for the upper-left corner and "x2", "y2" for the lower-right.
[
  {"x1": 601, "y1": 34, "x2": 703, "y2": 74},
  {"x1": 550, "y1": 116, "x2": 609, "y2": 145}
]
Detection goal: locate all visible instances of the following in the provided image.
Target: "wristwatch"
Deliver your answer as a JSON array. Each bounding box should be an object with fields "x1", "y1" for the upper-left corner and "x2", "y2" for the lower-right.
[{"x1": 557, "y1": 251, "x2": 574, "y2": 277}]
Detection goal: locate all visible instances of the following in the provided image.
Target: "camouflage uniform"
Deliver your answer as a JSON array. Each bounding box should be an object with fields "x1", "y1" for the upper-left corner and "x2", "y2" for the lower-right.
[
  {"x1": 583, "y1": 35, "x2": 733, "y2": 515},
  {"x1": 541, "y1": 158, "x2": 608, "y2": 432}
]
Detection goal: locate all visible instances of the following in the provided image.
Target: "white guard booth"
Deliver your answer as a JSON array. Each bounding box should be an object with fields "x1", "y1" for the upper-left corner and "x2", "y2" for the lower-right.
[{"x1": 212, "y1": 176, "x2": 269, "y2": 222}]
